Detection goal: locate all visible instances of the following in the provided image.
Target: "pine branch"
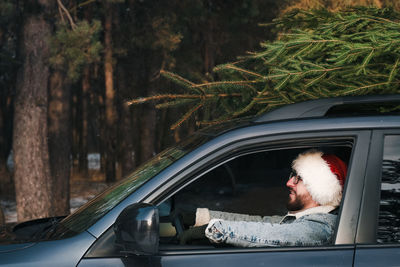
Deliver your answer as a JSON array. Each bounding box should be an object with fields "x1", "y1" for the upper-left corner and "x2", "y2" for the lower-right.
[
  {"x1": 388, "y1": 58, "x2": 400, "y2": 83},
  {"x1": 155, "y1": 99, "x2": 199, "y2": 109},
  {"x1": 126, "y1": 93, "x2": 242, "y2": 105},
  {"x1": 170, "y1": 101, "x2": 204, "y2": 130},
  {"x1": 126, "y1": 94, "x2": 202, "y2": 105},
  {"x1": 197, "y1": 115, "x2": 240, "y2": 127},
  {"x1": 266, "y1": 67, "x2": 346, "y2": 80},
  {"x1": 160, "y1": 70, "x2": 196, "y2": 87},
  {"x1": 192, "y1": 80, "x2": 262, "y2": 88},
  {"x1": 214, "y1": 64, "x2": 265, "y2": 79},
  {"x1": 132, "y1": 7, "x2": 400, "y2": 130}
]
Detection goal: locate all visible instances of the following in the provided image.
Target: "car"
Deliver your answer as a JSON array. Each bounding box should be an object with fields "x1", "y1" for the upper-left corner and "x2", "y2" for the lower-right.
[{"x1": 1, "y1": 94, "x2": 400, "y2": 266}]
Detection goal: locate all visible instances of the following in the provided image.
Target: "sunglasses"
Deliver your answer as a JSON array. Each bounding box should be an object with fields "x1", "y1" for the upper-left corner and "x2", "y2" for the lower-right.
[{"x1": 289, "y1": 171, "x2": 302, "y2": 184}]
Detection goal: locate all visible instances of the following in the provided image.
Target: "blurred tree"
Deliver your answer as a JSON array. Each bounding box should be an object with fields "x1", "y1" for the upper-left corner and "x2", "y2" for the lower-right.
[
  {"x1": 103, "y1": 0, "x2": 117, "y2": 182},
  {"x1": 0, "y1": 0, "x2": 17, "y2": 195},
  {"x1": 48, "y1": 0, "x2": 74, "y2": 218},
  {"x1": 48, "y1": 0, "x2": 102, "y2": 215},
  {"x1": 102, "y1": 0, "x2": 126, "y2": 182},
  {"x1": 79, "y1": 65, "x2": 90, "y2": 177},
  {"x1": 48, "y1": 66, "x2": 72, "y2": 215},
  {"x1": 0, "y1": 206, "x2": 4, "y2": 225},
  {"x1": 112, "y1": 0, "x2": 184, "y2": 166},
  {"x1": 65, "y1": 3, "x2": 103, "y2": 181}
]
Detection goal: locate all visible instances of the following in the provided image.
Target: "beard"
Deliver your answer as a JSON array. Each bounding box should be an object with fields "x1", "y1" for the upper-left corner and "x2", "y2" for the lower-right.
[
  {"x1": 287, "y1": 196, "x2": 304, "y2": 212},
  {"x1": 287, "y1": 191, "x2": 310, "y2": 212}
]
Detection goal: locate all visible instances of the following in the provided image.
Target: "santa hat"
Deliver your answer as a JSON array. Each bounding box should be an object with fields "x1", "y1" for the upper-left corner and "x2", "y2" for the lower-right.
[{"x1": 292, "y1": 149, "x2": 347, "y2": 207}]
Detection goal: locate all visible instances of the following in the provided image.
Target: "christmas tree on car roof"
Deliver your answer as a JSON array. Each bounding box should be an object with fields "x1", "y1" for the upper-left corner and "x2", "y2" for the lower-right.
[{"x1": 128, "y1": 7, "x2": 400, "y2": 130}]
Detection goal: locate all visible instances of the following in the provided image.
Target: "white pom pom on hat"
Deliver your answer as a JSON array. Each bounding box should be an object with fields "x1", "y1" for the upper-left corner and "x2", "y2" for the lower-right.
[{"x1": 292, "y1": 149, "x2": 348, "y2": 207}]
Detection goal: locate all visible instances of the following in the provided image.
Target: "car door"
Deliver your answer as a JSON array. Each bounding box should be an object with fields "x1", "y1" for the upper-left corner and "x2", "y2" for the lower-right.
[
  {"x1": 353, "y1": 130, "x2": 400, "y2": 267},
  {"x1": 148, "y1": 130, "x2": 371, "y2": 267},
  {"x1": 79, "y1": 129, "x2": 370, "y2": 267}
]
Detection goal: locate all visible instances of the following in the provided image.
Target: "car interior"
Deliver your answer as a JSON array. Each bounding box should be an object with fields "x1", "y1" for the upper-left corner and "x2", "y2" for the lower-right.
[{"x1": 158, "y1": 141, "x2": 353, "y2": 249}]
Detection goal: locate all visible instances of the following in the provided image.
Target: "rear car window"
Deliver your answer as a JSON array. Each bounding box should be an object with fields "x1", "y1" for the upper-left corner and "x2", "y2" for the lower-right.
[{"x1": 377, "y1": 135, "x2": 400, "y2": 244}]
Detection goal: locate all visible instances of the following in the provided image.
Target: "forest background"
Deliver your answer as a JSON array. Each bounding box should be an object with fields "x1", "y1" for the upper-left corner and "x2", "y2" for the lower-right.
[{"x1": 0, "y1": 0, "x2": 399, "y2": 223}]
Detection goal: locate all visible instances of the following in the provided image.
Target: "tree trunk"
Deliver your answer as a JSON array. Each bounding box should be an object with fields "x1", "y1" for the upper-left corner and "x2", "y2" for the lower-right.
[
  {"x1": 0, "y1": 49, "x2": 14, "y2": 196},
  {"x1": 79, "y1": 66, "x2": 90, "y2": 176},
  {"x1": 76, "y1": 3, "x2": 93, "y2": 178},
  {"x1": 139, "y1": 102, "x2": 157, "y2": 163},
  {"x1": 0, "y1": 104, "x2": 11, "y2": 194},
  {"x1": 13, "y1": 4, "x2": 54, "y2": 221},
  {"x1": 0, "y1": 207, "x2": 4, "y2": 225},
  {"x1": 71, "y1": 85, "x2": 80, "y2": 172},
  {"x1": 117, "y1": 63, "x2": 136, "y2": 177},
  {"x1": 0, "y1": 158, "x2": 10, "y2": 197},
  {"x1": 139, "y1": 54, "x2": 159, "y2": 163},
  {"x1": 203, "y1": 17, "x2": 215, "y2": 76},
  {"x1": 120, "y1": 102, "x2": 136, "y2": 176},
  {"x1": 104, "y1": 2, "x2": 117, "y2": 182},
  {"x1": 48, "y1": 70, "x2": 71, "y2": 216},
  {"x1": 0, "y1": 1, "x2": 17, "y2": 182}
]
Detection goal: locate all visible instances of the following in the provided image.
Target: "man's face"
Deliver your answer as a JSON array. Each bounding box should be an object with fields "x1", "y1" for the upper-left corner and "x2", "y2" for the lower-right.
[{"x1": 286, "y1": 174, "x2": 316, "y2": 212}]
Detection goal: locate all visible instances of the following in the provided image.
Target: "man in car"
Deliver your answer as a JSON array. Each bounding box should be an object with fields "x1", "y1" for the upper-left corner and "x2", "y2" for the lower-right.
[{"x1": 182, "y1": 149, "x2": 347, "y2": 247}]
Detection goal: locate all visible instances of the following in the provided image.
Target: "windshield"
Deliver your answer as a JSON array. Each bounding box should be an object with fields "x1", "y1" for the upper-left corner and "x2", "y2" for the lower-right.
[{"x1": 50, "y1": 133, "x2": 211, "y2": 238}]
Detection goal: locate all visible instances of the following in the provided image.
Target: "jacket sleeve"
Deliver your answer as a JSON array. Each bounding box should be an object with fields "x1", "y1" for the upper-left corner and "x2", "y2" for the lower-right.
[
  {"x1": 195, "y1": 208, "x2": 284, "y2": 226},
  {"x1": 209, "y1": 210, "x2": 283, "y2": 224},
  {"x1": 205, "y1": 214, "x2": 336, "y2": 247}
]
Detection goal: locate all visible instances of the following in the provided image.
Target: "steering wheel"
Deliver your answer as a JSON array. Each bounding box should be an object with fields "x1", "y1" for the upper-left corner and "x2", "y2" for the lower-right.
[
  {"x1": 172, "y1": 211, "x2": 185, "y2": 237},
  {"x1": 169, "y1": 209, "x2": 186, "y2": 240}
]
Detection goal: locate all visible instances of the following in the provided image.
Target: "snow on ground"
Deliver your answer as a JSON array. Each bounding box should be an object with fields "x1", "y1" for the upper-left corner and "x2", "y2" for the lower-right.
[
  {"x1": 1, "y1": 196, "x2": 95, "y2": 224},
  {"x1": 0, "y1": 200, "x2": 16, "y2": 224},
  {"x1": 1, "y1": 153, "x2": 107, "y2": 224},
  {"x1": 69, "y1": 196, "x2": 95, "y2": 213}
]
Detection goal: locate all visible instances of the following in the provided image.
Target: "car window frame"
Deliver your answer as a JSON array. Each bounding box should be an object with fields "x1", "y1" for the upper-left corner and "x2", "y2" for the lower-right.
[
  {"x1": 146, "y1": 129, "x2": 371, "y2": 254},
  {"x1": 83, "y1": 129, "x2": 370, "y2": 259},
  {"x1": 356, "y1": 129, "x2": 400, "y2": 246}
]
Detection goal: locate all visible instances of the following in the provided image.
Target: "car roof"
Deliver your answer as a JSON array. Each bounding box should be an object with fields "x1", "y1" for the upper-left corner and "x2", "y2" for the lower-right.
[
  {"x1": 253, "y1": 94, "x2": 400, "y2": 123},
  {"x1": 197, "y1": 94, "x2": 400, "y2": 136}
]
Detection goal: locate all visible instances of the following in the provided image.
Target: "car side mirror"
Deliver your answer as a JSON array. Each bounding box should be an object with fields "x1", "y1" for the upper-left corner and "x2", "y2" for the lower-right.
[{"x1": 114, "y1": 203, "x2": 159, "y2": 255}]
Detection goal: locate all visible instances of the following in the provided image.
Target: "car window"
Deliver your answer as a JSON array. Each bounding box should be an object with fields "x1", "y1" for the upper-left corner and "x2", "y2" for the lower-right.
[
  {"x1": 49, "y1": 133, "x2": 211, "y2": 239},
  {"x1": 377, "y1": 135, "x2": 400, "y2": 244},
  {"x1": 159, "y1": 144, "x2": 352, "y2": 249},
  {"x1": 85, "y1": 139, "x2": 354, "y2": 258}
]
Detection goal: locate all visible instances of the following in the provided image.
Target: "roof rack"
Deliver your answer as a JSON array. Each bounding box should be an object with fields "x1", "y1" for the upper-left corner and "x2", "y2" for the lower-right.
[{"x1": 253, "y1": 94, "x2": 400, "y2": 123}]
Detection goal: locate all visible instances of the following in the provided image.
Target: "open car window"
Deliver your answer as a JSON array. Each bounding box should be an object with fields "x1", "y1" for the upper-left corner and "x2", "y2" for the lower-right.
[
  {"x1": 158, "y1": 142, "x2": 352, "y2": 249},
  {"x1": 84, "y1": 137, "x2": 356, "y2": 258}
]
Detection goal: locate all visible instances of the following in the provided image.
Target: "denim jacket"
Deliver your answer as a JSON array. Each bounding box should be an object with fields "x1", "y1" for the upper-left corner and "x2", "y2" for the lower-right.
[{"x1": 203, "y1": 206, "x2": 337, "y2": 247}]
